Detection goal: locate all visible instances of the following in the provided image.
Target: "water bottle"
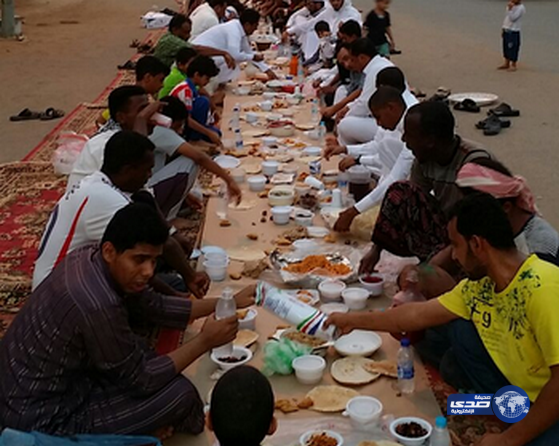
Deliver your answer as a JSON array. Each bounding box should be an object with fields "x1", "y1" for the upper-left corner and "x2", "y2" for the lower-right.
[
  {"x1": 297, "y1": 57, "x2": 304, "y2": 85},
  {"x1": 318, "y1": 120, "x2": 327, "y2": 144},
  {"x1": 216, "y1": 181, "x2": 229, "y2": 220},
  {"x1": 337, "y1": 171, "x2": 349, "y2": 190},
  {"x1": 430, "y1": 416, "x2": 451, "y2": 446},
  {"x1": 311, "y1": 98, "x2": 320, "y2": 125},
  {"x1": 234, "y1": 127, "x2": 243, "y2": 151},
  {"x1": 213, "y1": 287, "x2": 237, "y2": 357},
  {"x1": 231, "y1": 103, "x2": 241, "y2": 130},
  {"x1": 397, "y1": 338, "x2": 415, "y2": 394}
]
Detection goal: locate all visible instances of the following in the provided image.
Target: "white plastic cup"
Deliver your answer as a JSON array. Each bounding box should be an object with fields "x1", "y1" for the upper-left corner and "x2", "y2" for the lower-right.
[
  {"x1": 152, "y1": 112, "x2": 172, "y2": 128},
  {"x1": 292, "y1": 355, "x2": 326, "y2": 385},
  {"x1": 246, "y1": 112, "x2": 258, "y2": 123},
  {"x1": 331, "y1": 188, "x2": 343, "y2": 208},
  {"x1": 304, "y1": 176, "x2": 325, "y2": 190},
  {"x1": 203, "y1": 259, "x2": 229, "y2": 281}
]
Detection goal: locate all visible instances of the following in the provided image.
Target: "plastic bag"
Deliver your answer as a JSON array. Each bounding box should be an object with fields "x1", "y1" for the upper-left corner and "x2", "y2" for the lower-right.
[
  {"x1": 0, "y1": 429, "x2": 161, "y2": 446},
  {"x1": 262, "y1": 338, "x2": 312, "y2": 376},
  {"x1": 141, "y1": 12, "x2": 173, "y2": 29},
  {"x1": 52, "y1": 132, "x2": 88, "y2": 175}
]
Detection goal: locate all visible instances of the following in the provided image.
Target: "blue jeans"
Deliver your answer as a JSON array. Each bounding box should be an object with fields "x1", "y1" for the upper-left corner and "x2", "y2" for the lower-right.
[
  {"x1": 185, "y1": 96, "x2": 221, "y2": 142},
  {"x1": 502, "y1": 29, "x2": 521, "y2": 62}
]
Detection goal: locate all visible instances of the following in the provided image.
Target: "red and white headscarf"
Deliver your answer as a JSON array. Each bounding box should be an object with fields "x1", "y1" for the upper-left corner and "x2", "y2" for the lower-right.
[{"x1": 456, "y1": 163, "x2": 538, "y2": 214}]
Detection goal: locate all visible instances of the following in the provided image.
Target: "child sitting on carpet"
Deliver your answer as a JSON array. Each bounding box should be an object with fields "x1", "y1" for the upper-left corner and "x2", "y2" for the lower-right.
[
  {"x1": 303, "y1": 21, "x2": 336, "y2": 73},
  {"x1": 170, "y1": 55, "x2": 221, "y2": 144},
  {"x1": 96, "y1": 56, "x2": 169, "y2": 128},
  {"x1": 208, "y1": 366, "x2": 277, "y2": 446},
  {"x1": 159, "y1": 47, "x2": 198, "y2": 98}
]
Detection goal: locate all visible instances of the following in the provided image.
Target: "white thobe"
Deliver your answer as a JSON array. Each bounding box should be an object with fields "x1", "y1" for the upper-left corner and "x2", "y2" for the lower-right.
[{"x1": 189, "y1": 3, "x2": 220, "y2": 41}]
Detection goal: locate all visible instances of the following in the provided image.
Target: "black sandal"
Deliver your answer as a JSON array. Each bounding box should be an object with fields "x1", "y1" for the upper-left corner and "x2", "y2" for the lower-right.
[
  {"x1": 9, "y1": 108, "x2": 41, "y2": 121},
  {"x1": 488, "y1": 102, "x2": 520, "y2": 117},
  {"x1": 476, "y1": 115, "x2": 511, "y2": 130},
  {"x1": 454, "y1": 98, "x2": 480, "y2": 113},
  {"x1": 40, "y1": 107, "x2": 65, "y2": 121}
]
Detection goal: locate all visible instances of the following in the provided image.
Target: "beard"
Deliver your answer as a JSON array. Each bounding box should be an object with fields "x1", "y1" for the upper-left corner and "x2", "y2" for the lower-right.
[{"x1": 461, "y1": 248, "x2": 487, "y2": 281}]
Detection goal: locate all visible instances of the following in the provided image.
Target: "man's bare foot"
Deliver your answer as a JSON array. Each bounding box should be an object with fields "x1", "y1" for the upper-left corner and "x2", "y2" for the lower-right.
[
  {"x1": 508, "y1": 65, "x2": 517, "y2": 72},
  {"x1": 154, "y1": 426, "x2": 174, "y2": 441},
  {"x1": 497, "y1": 64, "x2": 510, "y2": 70}
]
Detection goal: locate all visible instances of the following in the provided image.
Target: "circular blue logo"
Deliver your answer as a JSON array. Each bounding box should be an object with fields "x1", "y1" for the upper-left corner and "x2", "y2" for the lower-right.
[{"x1": 492, "y1": 385, "x2": 530, "y2": 423}]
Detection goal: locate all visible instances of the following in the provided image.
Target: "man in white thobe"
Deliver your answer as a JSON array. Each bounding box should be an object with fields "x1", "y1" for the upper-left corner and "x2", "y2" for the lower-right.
[{"x1": 189, "y1": 0, "x2": 227, "y2": 41}]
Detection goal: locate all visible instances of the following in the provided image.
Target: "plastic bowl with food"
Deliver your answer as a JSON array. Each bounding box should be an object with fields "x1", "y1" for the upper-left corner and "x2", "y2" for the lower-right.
[
  {"x1": 294, "y1": 209, "x2": 314, "y2": 226},
  {"x1": 255, "y1": 40, "x2": 272, "y2": 51},
  {"x1": 236, "y1": 86, "x2": 251, "y2": 95},
  {"x1": 389, "y1": 417, "x2": 433, "y2": 446},
  {"x1": 211, "y1": 345, "x2": 253, "y2": 371},
  {"x1": 359, "y1": 273, "x2": 384, "y2": 296},
  {"x1": 238, "y1": 308, "x2": 258, "y2": 330},
  {"x1": 292, "y1": 355, "x2": 326, "y2": 385},
  {"x1": 247, "y1": 175, "x2": 267, "y2": 192},
  {"x1": 262, "y1": 160, "x2": 280, "y2": 177},
  {"x1": 266, "y1": 113, "x2": 283, "y2": 122},
  {"x1": 334, "y1": 330, "x2": 382, "y2": 357},
  {"x1": 303, "y1": 146, "x2": 322, "y2": 157},
  {"x1": 269, "y1": 121, "x2": 295, "y2": 137},
  {"x1": 341, "y1": 288, "x2": 369, "y2": 310},
  {"x1": 320, "y1": 302, "x2": 349, "y2": 315},
  {"x1": 262, "y1": 136, "x2": 278, "y2": 147},
  {"x1": 318, "y1": 279, "x2": 347, "y2": 302},
  {"x1": 300, "y1": 430, "x2": 344, "y2": 446},
  {"x1": 268, "y1": 186, "x2": 295, "y2": 206},
  {"x1": 343, "y1": 396, "x2": 383, "y2": 426}
]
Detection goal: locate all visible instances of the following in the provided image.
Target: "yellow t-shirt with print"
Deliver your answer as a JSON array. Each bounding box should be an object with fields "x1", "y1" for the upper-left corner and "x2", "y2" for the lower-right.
[{"x1": 439, "y1": 255, "x2": 559, "y2": 401}]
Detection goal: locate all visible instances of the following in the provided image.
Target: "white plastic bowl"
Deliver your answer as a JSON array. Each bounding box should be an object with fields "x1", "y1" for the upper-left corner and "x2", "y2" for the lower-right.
[
  {"x1": 266, "y1": 113, "x2": 283, "y2": 122},
  {"x1": 247, "y1": 175, "x2": 267, "y2": 192},
  {"x1": 211, "y1": 345, "x2": 253, "y2": 371},
  {"x1": 292, "y1": 355, "x2": 326, "y2": 385},
  {"x1": 238, "y1": 308, "x2": 258, "y2": 330},
  {"x1": 294, "y1": 209, "x2": 314, "y2": 226},
  {"x1": 303, "y1": 146, "x2": 322, "y2": 157},
  {"x1": 271, "y1": 206, "x2": 292, "y2": 225},
  {"x1": 318, "y1": 279, "x2": 347, "y2": 302},
  {"x1": 237, "y1": 86, "x2": 251, "y2": 95},
  {"x1": 320, "y1": 302, "x2": 349, "y2": 315},
  {"x1": 270, "y1": 125, "x2": 295, "y2": 137},
  {"x1": 262, "y1": 136, "x2": 278, "y2": 147},
  {"x1": 246, "y1": 112, "x2": 258, "y2": 123},
  {"x1": 334, "y1": 330, "x2": 383, "y2": 357},
  {"x1": 283, "y1": 164, "x2": 299, "y2": 175},
  {"x1": 262, "y1": 160, "x2": 280, "y2": 177},
  {"x1": 342, "y1": 287, "x2": 369, "y2": 310},
  {"x1": 203, "y1": 258, "x2": 229, "y2": 282},
  {"x1": 343, "y1": 396, "x2": 383, "y2": 426},
  {"x1": 231, "y1": 168, "x2": 246, "y2": 183},
  {"x1": 359, "y1": 273, "x2": 385, "y2": 297},
  {"x1": 300, "y1": 430, "x2": 343, "y2": 446},
  {"x1": 268, "y1": 186, "x2": 295, "y2": 206},
  {"x1": 389, "y1": 417, "x2": 433, "y2": 446},
  {"x1": 260, "y1": 101, "x2": 273, "y2": 111}
]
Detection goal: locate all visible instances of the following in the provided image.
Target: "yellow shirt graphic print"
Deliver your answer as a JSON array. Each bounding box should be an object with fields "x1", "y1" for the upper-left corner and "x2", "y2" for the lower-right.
[{"x1": 439, "y1": 255, "x2": 559, "y2": 401}]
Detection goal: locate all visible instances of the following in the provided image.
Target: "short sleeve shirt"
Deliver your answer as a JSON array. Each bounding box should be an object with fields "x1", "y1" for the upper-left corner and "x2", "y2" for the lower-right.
[
  {"x1": 365, "y1": 10, "x2": 391, "y2": 46},
  {"x1": 170, "y1": 78, "x2": 198, "y2": 112},
  {"x1": 149, "y1": 126, "x2": 186, "y2": 173},
  {"x1": 438, "y1": 255, "x2": 559, "y2": 401}
]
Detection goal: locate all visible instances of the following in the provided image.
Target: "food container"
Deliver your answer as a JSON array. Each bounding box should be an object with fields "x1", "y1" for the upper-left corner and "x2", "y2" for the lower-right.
[
  {"x1": 341, "y1": 287, "x2": 369, "y2": 310},
  {"x1": 269, "y1": 124, "x2": 295, "y2": 137},
  {"x1": 287, "y1": 94, "x2": 302, "y2": 106},
  {"x1": 262, "y1": 160, "x2": 280, "y2": 177},
  {"x1": 204, "y1": 251, "x2": 229, "y2": 263},
  {"x1": 304, "y1": 176, "x2": 325, "y2": 190},
  {"x1": 269, "y1": 186, "x2": 295, "y2": 206},
  {"x1": 238, "y1": 308, "x2": 258, "y2": 330},
  {"x1": 247, "y1": 175, "x2": 267, "y2": 191},
  {"x1": 281, "y1": 83, "x2": 297, "y2": 94},
  {"x1": 255, "y1": 40, "x2": 272, "y2": 51},
  {"x1": 211, "y1": 345, "x2": 253, "y2": 371},
  {"x1": 237, "y1": 86, "x2": 251, "y2": 95},
  {"x1": 231, "y1": 168, "x2": 246, "y2": 183},
  {"x1": 389, "y1": 417, "x2": 433, "y2": 446},
  {"x1": 295, "y1": 183, "x2": 312, "y2": 196},
  {"x1": 271, "y1": 206, "x2": 292, "y2": 225},
  {"x1": 246, "y1": 112, "x2": 258, "y2": 123},
  {"x1": 283, "y1": 164, "x2": 299, "y2": 175},
  {"x1": 359, "y1": 273, "x2": 384, "y2": 296},
  {"x1": 260, "y1": 100, "x2": 274, "y2": 111},
  {"x1": 318, "y1": 279, "x2": 347, "y2": 302},
  {"x1": 334, "y1": 330, "x2": 382, "y2": 357},
  {"x1": 320, "y1": 303, "x2": 349, "y2": 315},
  {"x1": 347, "y1": 165, "x2": 372, "y2": 202},
  {"x1": 292, "y1": 355, "x2": 326, "y2": 385},
  {"x1": 299, "y1": 430, "x2": 343, "y2": 446},
  {"x1": 263, "y1": 92, "x2": 275, "y2": 100},
  {"x1": 203, "y1": 258, "x2": 229, "y2": 282},
  {"x1": 266, "y1": 113, "x2": 283, "y2": 122},
  {"x1": 303, "y1": 146, "x2": 322, "y2": 157},
  {"x1": 343, "y1": 396, "x2": 383, "y2": 427},
  {"x1": 262, "y1": 136, "x2": 278, "y2": 147},
  {"x1": 294, "y1": 209, "x2": 314, "y2": 226}
]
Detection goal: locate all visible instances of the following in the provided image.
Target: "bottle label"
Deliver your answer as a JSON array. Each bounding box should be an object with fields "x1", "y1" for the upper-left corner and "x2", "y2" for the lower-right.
[{"x1": 398, "y1": 365, "x2": 414, "y2": 379}]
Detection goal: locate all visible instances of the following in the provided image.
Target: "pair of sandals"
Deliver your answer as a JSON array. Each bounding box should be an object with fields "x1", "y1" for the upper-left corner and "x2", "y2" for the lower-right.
[
  {"x1": 10, "y1": 107, "x2": 65, "y2": 122},
  {"x1": 454, "y1": 98, "x2": 480, "y2": 113},
  {"x1": 476, "y1": 103, "x2": 520, "y2": 136}
]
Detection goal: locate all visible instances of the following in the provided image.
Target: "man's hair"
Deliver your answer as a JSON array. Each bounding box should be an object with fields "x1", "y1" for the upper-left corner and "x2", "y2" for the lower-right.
[
  {"x1": 349, "y1": 38, "x2": 378, "y2": 58},
  {"x1": 314, "y1": 20, "x2": 330, "y2": 34},
  {"x1": 407, "y1": 101, "x2": 455, "y2": 142},
  {"x1": 186, "y1": 55, "x2": 220, "y2": 78},
  {"x1": 101, "y1": 203, "x2": 169, "y2": 253},
  {"x1": 211, "y1": 366, "x2": 274, "y2": 446},
  {"x1": 240, "y1": 8, "x2": 260, "y2": 25},
  {"x1": 108, "y1": 85, "x2": 146, "y2": 120},
  {"x1": 209, "y1": 0, "x2": 227, "y2": 7},
  {"x1": 101, "y1": 130, "x2": 155, "y2": 176},
  {"x1": 160, "y1": 96, "x2": 189, "y2": 122},
  {"x1": 369, "y1": 85, "x2": 405, "y2": 110},
  {"x1": 169, "y1": 14, "x2": 190, "y2": 32},
  {"x1": 449, "y1": 192, "x2": 516, "y2": 250},
  {"x1": 175, "y1": 46, "x2": 198, "y2": 65},
  {"x1": 339, "y1": 20, "x2": 362, "y2": 38},
  {"x1": 135, "y1": 56, "x2": 170, "y2": 82},
  {"x1": 375, "y1": 66, "x2": 406, "y2": 93}
]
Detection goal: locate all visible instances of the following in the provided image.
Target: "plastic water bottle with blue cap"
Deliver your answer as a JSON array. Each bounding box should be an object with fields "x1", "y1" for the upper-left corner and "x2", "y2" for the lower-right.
[
  {"x1": 430, "y1": 416, "x2": 451, "y2": 446},
  {"x1": 397, "y1": 337, "x2": 415, "y2": 394},
  {"x1": 212, "y1": 287, "x2": 236, "y2": 358}
]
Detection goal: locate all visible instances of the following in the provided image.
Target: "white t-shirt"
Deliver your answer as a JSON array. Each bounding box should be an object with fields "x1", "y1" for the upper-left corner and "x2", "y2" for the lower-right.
[
  {"x1": 503, "y1": 4, "x2": 526, "y2": 32},
  {"x1": 33, "y1": 172, "x2": 131, "y2": 290},
  {"x1": 189, "y1": 2, "x2": 220, "y2": 42},
  {"x1": 67, "y1": 129, "x2": 119, "y2": 191},
  {"x1": 149, "y1": 125, "x2": 186, "y2": 173}
]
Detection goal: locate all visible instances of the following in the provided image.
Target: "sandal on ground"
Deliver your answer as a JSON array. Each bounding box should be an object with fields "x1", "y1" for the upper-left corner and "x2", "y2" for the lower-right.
[
  {"x1": 483, "y1": 118, "x2": 503, "y2": 136},
  {"x1": 488, "y1": 102, "x2": 520, "y2": 117},
  {"x1": 454, "y1": 98, "x2": 480, "y2": 113},
  {"x1": 40, "y1": 107, "x2": 65, "y2": 121},
  {"x1": 9, "y1": 108, "x2": 41, "y2": 121},
  {"x1": 476, "y1": 115, "x2": 510, "y2": 130}
]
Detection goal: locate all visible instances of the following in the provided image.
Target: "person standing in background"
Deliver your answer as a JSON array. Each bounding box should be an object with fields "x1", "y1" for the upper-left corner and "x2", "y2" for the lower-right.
[
  {"x1": 499, "y1": 0, "x2": 526, "y2": 72},
  {"x1": 364, "y1": 0, "x2": 396, "y2": 57}
]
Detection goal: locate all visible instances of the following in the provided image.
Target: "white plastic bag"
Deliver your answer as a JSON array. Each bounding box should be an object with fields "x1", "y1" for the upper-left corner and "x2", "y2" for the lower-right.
[
  {"x1": 52, "y1": 132, "x2": 88, "y2": 175},
  {"x1": 141, "y1": 11, "x2": 173, "y2": 29}
]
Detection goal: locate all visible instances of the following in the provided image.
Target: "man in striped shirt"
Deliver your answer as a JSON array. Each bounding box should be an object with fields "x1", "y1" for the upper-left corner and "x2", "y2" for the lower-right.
[{"x1": 0, "y1": 203, "x2": 255, "y2": 435}]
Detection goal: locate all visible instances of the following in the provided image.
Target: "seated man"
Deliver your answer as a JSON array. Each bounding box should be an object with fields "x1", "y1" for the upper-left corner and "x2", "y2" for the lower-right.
[
  {"x1": 159, "y1": 46, "x2": 198, "y2": 98},
  {"x1": 97, "y1": 56, "x2": 170, "y2": 128},
  {"x1": 149, "y1": 96, "x2": 241, "y2": 219},
  {"x1": 208, "y1": 366, "x2": 276, "y2": 446},
  {"x1": 285, "y1": 0, "x2": 325, "y2": 63},
  {"x1": 359, "y1": 101, "x2": 492, "y2": 274},
  {"x1": 189, "y1": 0, "x2": 228, "y2": 42},
  {"x1": 303, "y1": 21, "x2": 336, "y2": 73},
  {"x1": 192, "y1": 9, "x2": 277, "y2": 84},
  {"x1": 154, "y1": 14, "x2": 235, "y2": 69},
  {"x1": 171, "y1": 55, "x2": 222, "y2": 144},
  {"x1": 1, "y1": 202, "x2": 255, "y2": 435},
  {"x1": 327, "y1": 193, "x2": 559, "y2": 446}
]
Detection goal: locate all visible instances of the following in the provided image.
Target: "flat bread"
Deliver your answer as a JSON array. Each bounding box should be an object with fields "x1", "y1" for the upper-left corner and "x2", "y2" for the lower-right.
[
  {"x1": 362, "y1": 360, "x2": 398, "y2": 378},
  {"x1": 243, "y1": 129, "x2": 269, "y2": 138},
  {"x1": 227, "y1": 247, "x2": 267, "y2": 262},
  {"x1": 234, "y1": 329, "x2": 259, "y2": 347},
  {"x1": 306, "y1": 385, "x2": 359, "y2": 412},
  {"x1": 244, "y1": 164, "x2": 262, "y2": 174},
  {"x1": 295, "y1": 123, "x2": 315, "y2": 131},
  {"x1": 330, "y1": 357, "x2": 381, "y2": 386}
]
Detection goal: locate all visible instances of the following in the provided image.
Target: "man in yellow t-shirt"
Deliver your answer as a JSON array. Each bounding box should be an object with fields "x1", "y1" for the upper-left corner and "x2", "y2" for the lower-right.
[{"x1": 326, "y1": 193, "x2": 559, "y2": 446}]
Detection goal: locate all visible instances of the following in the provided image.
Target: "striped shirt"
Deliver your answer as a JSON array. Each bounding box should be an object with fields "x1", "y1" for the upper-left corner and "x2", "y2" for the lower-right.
[{"x1": 0, "y1": 245, "x2": 192, "y2": 433}]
